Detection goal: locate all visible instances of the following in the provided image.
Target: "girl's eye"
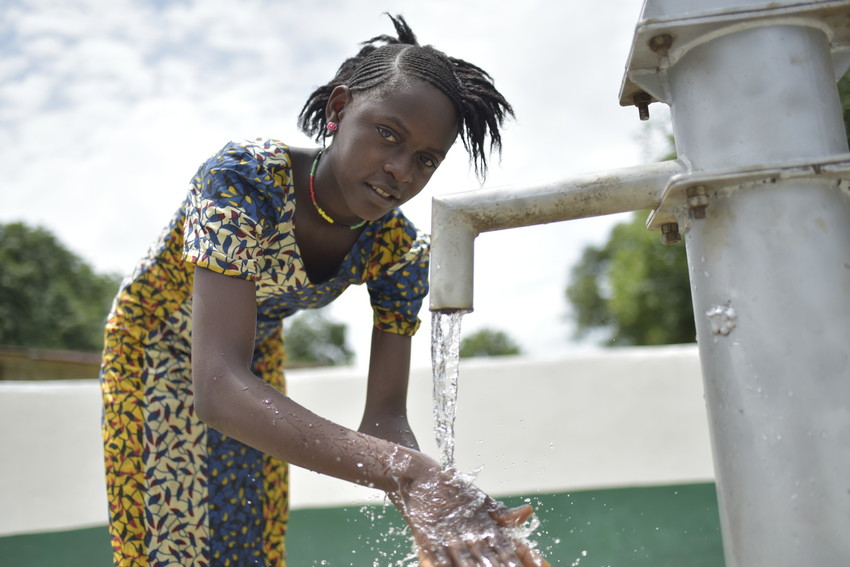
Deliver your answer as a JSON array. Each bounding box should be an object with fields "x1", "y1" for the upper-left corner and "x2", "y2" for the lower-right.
[
  {"x1": 377, "y1": 126, "x2": 397, "y2": 143},
  {"x1": 419, "y1": 154, "x2": 437, "y2": 169}
]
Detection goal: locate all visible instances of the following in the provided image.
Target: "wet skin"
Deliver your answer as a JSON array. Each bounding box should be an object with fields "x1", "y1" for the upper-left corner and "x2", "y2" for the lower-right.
[{"x1": 191, "y1": 79, "x2": 548, "y2": 566}]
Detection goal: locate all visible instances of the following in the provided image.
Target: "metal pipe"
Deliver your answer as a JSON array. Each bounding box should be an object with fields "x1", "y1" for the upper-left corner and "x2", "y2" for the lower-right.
[
  {"x1": 429, "y1": 159, "x2": 685, "y2": 311},
  {"x1": 667, "y1": 21, "x2": 850, "y2": 565}
]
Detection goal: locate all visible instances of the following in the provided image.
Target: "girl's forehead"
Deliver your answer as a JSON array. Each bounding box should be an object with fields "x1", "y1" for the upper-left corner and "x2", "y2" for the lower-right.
[{"x1": 355, "y1": 79, "x2": 458, "y2": 147}]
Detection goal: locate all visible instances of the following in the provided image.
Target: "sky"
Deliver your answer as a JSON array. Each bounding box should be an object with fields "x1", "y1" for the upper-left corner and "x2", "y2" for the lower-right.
[{"x1": 0, "y1": 0, "x2": 672, "y2": 369}]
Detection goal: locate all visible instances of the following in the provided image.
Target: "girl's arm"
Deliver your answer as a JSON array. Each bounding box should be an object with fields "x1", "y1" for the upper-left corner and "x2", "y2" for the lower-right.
[
  {"x1": 357, "y1": 328, "x2": 419, "y2": 450},
  {"x1": 191, "y1": 266, "x2": 546, "y2": 566},
  {"x1": 191, "y1": 266, "x2": 424, "y2": 492}
]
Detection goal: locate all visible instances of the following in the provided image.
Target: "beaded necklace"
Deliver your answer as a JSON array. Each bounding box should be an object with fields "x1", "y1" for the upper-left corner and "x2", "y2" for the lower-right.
[{"x1": 309, "y1": 150, "x2": 367, "y2": 230}]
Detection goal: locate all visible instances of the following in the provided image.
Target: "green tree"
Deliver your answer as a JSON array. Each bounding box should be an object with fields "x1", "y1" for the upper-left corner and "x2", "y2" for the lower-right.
[
  {"x1": 0, "y1": 222, "x2": 121, "y2": 351},
  {"x1": 460, "y1": 328, "x2": 522, "y2": 358},
  {"x1": 566, "y1": 210, "x2": 695, "y2": 346},
  {"x1": 284, "y1": 309, "x2": 354, "y2": 367}
]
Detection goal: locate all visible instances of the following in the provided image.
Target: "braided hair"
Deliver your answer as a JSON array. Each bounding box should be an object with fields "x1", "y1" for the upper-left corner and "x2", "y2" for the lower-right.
[{"x1": 298, "y1": 14, "x2": 514, "y2": 180}]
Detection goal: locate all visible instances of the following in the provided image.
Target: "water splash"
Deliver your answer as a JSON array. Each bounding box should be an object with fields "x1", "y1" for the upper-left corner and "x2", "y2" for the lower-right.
[
  {"x1": 431, "y1": 310, "x2": 466, "y2": 467},
  {"x1": 390, "y1": 310, "x2": 549, "y2": 565}
]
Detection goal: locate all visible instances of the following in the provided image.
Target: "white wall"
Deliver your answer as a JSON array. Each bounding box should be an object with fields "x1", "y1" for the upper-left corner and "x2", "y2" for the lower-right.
[{"x1": 0, "y1": 345, "x2": 714, "y2": 537}]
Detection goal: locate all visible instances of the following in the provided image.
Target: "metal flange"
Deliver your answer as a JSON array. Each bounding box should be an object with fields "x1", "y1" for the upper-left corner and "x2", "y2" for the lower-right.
[{"x1": 646, "y1": 153, "x2": 850, "y2": 239}]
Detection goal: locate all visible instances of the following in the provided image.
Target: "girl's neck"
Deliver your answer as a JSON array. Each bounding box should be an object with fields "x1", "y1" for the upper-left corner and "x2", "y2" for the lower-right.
[
  {"x1": 290, "y1": 147, "x2": 364, "y2": 283},
  {"x1": 309, "y1": 149, "x2": 366, "y2": 230}
]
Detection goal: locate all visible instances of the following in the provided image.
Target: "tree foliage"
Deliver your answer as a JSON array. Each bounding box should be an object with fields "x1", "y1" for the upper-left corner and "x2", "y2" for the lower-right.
[
  {"x1": 0, "y1": 222, "x2": 121, "y2": 351},
  {"x1": 284, "y1": 309, "x2": 354, "y2": 367},
  {"x1": 460, "y1": 328, "x2": 522, "y2": 358},
  {"x1": 566, "y1": 210, "x2": 695, "y2": 346}
]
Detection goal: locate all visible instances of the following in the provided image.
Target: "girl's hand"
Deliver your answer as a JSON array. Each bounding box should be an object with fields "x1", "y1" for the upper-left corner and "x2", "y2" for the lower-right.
[{"x1": 391, "y1": 463, "x2": 549, "y2": 567}]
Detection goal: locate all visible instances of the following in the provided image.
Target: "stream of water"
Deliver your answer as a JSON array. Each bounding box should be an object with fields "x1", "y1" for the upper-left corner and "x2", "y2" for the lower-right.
[
  {"x1": 429, "y1": 310, "x2": 547, "y2": 565},
  {"x1": 430, "y1": 310, "x2": 466, "y2": 467}
]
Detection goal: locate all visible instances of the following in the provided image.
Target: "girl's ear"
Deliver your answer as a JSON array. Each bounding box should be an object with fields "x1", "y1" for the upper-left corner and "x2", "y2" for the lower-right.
[{"x1": 325, "y1": 85, "x2": 352, "y2": 124}]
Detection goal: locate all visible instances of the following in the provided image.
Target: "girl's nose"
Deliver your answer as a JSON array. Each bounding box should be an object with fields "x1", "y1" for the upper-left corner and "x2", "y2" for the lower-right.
[{"x1": 384, "y1": 153, "x2": 414, "y2": 184}]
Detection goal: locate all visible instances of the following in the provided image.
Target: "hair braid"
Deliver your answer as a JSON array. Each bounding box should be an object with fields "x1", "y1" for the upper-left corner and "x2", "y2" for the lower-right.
[{"x1": 298, "y1": 14, "x2": 514, "y2": 180}]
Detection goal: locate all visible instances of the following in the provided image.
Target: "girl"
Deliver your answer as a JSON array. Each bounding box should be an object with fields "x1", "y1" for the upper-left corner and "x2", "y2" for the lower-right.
[{"x1": 100, "y1": 14, "x2": 546, "y2": 567}]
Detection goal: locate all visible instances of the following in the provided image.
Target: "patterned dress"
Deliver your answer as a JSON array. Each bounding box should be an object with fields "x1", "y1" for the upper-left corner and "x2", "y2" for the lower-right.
[{"x1": 99, "y1": 139, "x2": 429, "y2": 567}]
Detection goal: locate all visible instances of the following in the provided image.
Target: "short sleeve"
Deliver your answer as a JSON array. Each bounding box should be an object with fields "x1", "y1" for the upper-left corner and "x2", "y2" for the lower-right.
[
  {"x1": 182, "y1": 142, "x2": 287, "y2": 280},
  {"x1": 364, "y1": 216, "x2": 430, "y2": 336}
]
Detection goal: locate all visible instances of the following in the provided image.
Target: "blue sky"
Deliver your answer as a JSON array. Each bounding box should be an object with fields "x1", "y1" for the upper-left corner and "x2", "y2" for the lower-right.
[{"x1": 0, "y1": 0, "x2": 671, "y2": 368}]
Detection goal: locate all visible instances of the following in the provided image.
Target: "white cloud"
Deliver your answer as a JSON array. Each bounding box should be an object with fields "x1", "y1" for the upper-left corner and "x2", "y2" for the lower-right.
[{"x1": 0, "y1": 0, "x2": 672, "y2": 368}]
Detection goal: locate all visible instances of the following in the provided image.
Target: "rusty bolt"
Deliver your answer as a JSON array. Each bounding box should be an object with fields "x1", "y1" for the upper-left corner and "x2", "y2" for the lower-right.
[
  {"x1": 633, "y1": 92, "x2": 651, "y2": 121},
  {"x1": 661, "y1": 222, "x2": 681, "y2": 245},
  {"x1": 687, "y1": 185, "x2": 708, "y2": 219},
  {"x1": 648, "y1": 34, "x2": 674, "y2": 57}
]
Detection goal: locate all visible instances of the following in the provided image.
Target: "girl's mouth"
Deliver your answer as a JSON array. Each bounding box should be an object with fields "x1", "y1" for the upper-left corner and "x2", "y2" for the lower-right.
[{"x1": 369, "y1": 184, "x2": 399, "y2": 203}]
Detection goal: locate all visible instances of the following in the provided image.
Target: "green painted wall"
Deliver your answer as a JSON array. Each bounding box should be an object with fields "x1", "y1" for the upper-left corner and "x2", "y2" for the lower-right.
[{"x1": 0, "y1": 483, "x2": 724, "y2": 566}]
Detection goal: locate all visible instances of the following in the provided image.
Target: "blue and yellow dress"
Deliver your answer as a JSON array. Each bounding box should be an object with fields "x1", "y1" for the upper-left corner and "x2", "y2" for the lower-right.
[{"x1": 99, "y1": 139, "x2": 429, "y2": 566}]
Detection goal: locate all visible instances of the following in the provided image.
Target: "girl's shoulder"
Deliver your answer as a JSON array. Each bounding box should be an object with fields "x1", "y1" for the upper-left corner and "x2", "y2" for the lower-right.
[
  {"x1": 367, "y1": 208, "x2": 430, "y2": 260},
  {"x1": 189, "y1": 139, "x2": 297, "y2": 226},
  {"x1": 212, "y1": 138, "x2": 294, "y2": 174}
]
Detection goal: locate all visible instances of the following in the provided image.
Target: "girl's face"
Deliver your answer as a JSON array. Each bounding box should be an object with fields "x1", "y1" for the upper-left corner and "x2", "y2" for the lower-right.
[{"x1": 323, "y1": 78, "x2": 459, "y2": 222}]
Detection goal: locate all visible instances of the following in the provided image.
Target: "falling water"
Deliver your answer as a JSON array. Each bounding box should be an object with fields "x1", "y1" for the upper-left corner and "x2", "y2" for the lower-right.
[
  {"x1": 423, "y1": 310, "x2": 549, "y2": 565},
  {"x1": 431, "y1": 310, "x2": 466, "y2": 467}
]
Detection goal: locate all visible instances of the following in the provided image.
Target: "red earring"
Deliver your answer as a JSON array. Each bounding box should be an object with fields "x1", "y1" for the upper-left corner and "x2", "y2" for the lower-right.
[{"x1": 326, "y1": 121, "x2": 338, "y2": 132}]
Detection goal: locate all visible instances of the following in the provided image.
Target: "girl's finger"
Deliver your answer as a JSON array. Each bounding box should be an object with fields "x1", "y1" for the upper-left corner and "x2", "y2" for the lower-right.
[
  {"x1": 422, "y1": 547, "x2": 453, "y2": 567},
  {"x1": 470, "y1": 540, "x2": 501, "y2": 567},
  {"x1": 418, "y1": 548, "x2": 436, "y2": 567},
  {"x1": 489, "y1": 537, "x2": 520, "y2": 566},
  {"x1": 490, "y1": 504, "x2": 533, "y2": 528},
  {"x1": 446, "y1": 543, "x2": 479, "y2": 567},
  {"x1": 516, "y1": 542, "x2": 550, "y2": 567}
]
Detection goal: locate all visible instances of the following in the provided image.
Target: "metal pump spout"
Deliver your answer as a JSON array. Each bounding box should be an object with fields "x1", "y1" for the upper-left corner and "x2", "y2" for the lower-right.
[{"x1": 428, "y1": 159, "x2": 685, "y2": 312}]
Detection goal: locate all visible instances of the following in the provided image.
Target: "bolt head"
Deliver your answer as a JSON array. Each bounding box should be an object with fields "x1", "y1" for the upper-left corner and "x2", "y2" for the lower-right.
[
  {"x1": 660, "y1": 223, "x2": 681, "y2": 245},
  {"x1": 633, "y1": 92, "x2": 652, "y2": 121},
  {"x1": 648, "y1": 34, "x2": 673, "y2": 57},
  {"x1": 687, "y1": 194, "x2": 709, "y2": 207},
  {"x1": 690, "y1": 206, "x2": 707, "y2": 220}
]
